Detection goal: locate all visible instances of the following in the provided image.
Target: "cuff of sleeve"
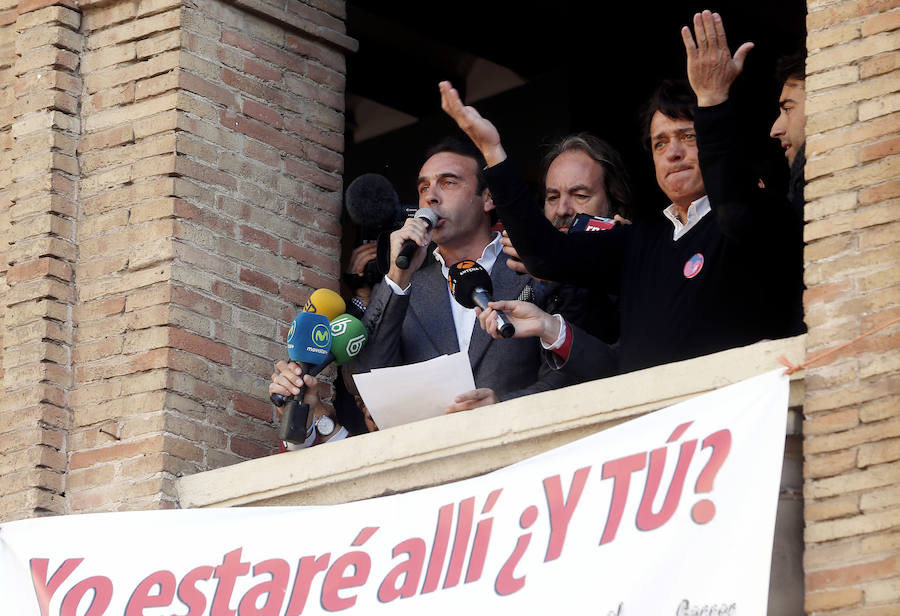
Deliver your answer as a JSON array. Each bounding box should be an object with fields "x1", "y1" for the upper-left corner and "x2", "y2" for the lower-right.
[
  {"x1": 483, "y1": 158, "x2": 527, "y2": 209},
  {"x1": 384, "y1": 275, "x2": 411, "y2": 295},
  {"x1": 281, "y1": 428, "x2": 317, "y2": 451},
  {"x1": 541, "y1": 314, "x2": 567, "y2": 350},
  {"x1": 551, "y1": 319, "x2": 573, "y2": 363},
  {"x1": 351, "y1": 296, "x2": 367, "y2": 313}
]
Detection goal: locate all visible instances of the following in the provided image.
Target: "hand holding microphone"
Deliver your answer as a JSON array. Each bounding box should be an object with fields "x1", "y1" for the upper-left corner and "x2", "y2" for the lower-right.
[
  {"x1": 273, "y1": 313, "x2": 369, "y2": 443},
  {"x1": 475, "y1": 300, "x2": 562, "y2": 344},
  {"x1": 392, "y1": 208, "x2": 438, "y2": 271},
  {"x1": 447, "y1": 261, "x2": 515, "y2": 338},
  {"x1": 269, "y1": 288, "x2": 345, "y2": 408}
]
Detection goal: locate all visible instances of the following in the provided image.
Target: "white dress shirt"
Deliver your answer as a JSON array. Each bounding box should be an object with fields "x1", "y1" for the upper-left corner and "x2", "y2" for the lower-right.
[
  {"x1": 663, "y1": 195, "x2": 711, "y2": 240},
  {"x1": 385, "y1": 233, "x2": 504, "y2": 354}
]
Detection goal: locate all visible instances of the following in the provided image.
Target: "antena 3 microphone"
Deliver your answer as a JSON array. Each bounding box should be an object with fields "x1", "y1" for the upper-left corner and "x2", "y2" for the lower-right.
[
  {"x1": 395, "y1": 208, "x2": 439, "y2": 270},
  {"x1": 447, "y1": 261, "x2": 515, "y2": 338}
]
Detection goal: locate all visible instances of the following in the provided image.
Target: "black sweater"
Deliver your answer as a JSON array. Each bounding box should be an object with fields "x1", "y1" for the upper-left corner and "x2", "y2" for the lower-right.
[{"x1": 488, "y1": 101, "x2": 803, "y2": 374}]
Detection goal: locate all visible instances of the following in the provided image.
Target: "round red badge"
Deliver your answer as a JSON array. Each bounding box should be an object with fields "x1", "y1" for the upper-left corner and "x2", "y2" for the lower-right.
[{"x1": 683, "y1": 253, "x2": 704, "y2": 279}]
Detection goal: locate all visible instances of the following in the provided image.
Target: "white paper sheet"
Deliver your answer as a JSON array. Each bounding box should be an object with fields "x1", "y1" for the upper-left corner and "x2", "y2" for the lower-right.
[{"x1": 352, "y1": 352, "x2": 477, "y2": 429}]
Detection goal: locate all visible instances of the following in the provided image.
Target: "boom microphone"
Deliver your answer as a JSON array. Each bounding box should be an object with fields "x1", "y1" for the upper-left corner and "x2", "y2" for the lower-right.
[
  {"x1": 395, "y1": 208, "x2": 439, "y2": 270},
  {"x1": 447, "y1": 261, "x2": 515, "y2": 338},
  {"x1": 345, "y1": 173, "x2": 400, "y2": 228}
]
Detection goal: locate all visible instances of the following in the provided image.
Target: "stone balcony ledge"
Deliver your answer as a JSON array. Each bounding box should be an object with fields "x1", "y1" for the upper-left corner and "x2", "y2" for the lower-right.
[{"x1": 177, "y1": 335, "x2": 806, "y2": 509}]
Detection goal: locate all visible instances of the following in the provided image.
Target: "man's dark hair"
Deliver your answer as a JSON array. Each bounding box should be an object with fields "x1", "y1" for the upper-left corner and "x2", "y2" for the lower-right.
[
  {"x1": 639, "y1": 79, "x2": 698, "y2": 150},
  {"x1": 424, "y1": 136, "x2": 488, "y2": 194},
  {"x1": 775, "y1": 49, "x2": 806, "y2": 87},
  {"x1": 542, "y1": 133, "x2": 633, "y2": 219}
]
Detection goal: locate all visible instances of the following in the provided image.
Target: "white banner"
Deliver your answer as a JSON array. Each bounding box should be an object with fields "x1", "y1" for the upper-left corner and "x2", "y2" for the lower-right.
[{"x1": 0, "y1": 370, "x2": 788, "y2": 615}]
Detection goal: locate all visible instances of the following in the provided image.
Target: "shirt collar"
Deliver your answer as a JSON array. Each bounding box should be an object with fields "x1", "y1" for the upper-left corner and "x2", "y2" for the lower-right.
[
  {"x1": 434, "y1": 232, "x2": 504, "y2": 275},
  {"x1": 663, "y1": 195, "x2": 711, "y2": 240}
]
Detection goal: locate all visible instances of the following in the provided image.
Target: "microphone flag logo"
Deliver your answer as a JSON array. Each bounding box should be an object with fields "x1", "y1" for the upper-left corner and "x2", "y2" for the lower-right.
[
  {"x1": 312, "y1": 323, "x2": 330, "y2": 348},
  {"x1": 456, "y1": 260, "x2": 477, "y2": 269},
  {"x1": 330, "y1": 315, "x2": 351, "y2": 336},
  {"x1": 345, "y1": 334, "x2": 366, "y2": 356},
  {"x1": 287, "y1": 320, "x2": 296, "y2": 341},
  {"x1": 303, "y1": 297, "x2": 316, "y2": 313}
]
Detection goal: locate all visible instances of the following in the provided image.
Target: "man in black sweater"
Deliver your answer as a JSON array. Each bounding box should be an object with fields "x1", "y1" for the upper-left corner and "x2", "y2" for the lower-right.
[{"x1": 439, "y1": 12, "x2": 803, "y2": 376}]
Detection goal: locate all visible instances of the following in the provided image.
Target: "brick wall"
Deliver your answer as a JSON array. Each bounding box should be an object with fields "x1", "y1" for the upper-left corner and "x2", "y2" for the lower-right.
[
  {"x1": 0, "y1": 1, "x2": 898, "y2": 610},
  {"x1": 0, "y1": 1, "x2": 82, "y2": 520},
  {"x1": 802, "y1": 1, "x2": 900, "y2": 613},
  {"x1": 0, "y1": 0, "x2": 355, "y2": 521}
]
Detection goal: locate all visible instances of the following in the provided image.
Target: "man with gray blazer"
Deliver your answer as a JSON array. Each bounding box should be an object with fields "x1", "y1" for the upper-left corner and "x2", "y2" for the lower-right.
[{"x1": 356, "y1": 138, "x2": 579, "y2": 413}]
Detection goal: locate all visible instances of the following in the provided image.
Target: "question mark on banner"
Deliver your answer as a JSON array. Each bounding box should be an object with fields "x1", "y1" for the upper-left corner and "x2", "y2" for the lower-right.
[{"x1": 691, "y1": 429, "x2": 732, "y2": 524}]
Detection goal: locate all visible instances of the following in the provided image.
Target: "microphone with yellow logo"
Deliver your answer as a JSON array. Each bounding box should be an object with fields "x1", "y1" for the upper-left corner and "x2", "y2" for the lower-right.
[
  {"x1": 448, "y1": 260, "x2": 515, "y2": 338},
  {"x1": 302, "y1": 288, "x2": 346, "y2": 321}
]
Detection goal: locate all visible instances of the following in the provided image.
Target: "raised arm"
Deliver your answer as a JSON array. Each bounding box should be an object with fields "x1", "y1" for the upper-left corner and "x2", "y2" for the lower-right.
[
  {"x1": 681, "y1": 10, "x2": 754, "y2": 107},
  {"x1": 438, "y1": 81, "x2": 626, "y2": 293},
  {"x1": 439, "y1": 81, "x2": 507, "y2": 166}
]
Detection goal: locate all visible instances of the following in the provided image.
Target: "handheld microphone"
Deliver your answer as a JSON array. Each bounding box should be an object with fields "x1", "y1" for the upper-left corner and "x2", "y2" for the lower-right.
[
  {"x1": 270, "y1": 288, "x2": 344, "y2": 407},
  {"x1": 278, "y1": 311, "x2": 332, "y2": 443},
  {"x1": 308, "y1": 313, "x2": 369, "y2": 374},
  {"x1": 303, "y1": 288, "x2": 346, "y2": 321},
  {"x1": 279, "y1": 314, "x2": 369, "y2": 443},
  {"x1": 395, "y1": 208, "x2": 439, "y2": 270},
  {"x1": 270, "y1": 310, "x2": 332, "y2": 408},
  {"x1": 447, "y1": 261, "x2": 515, "y2": 338}
]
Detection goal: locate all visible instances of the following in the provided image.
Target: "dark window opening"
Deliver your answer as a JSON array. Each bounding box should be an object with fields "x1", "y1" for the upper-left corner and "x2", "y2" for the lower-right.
[{"x1": 343, "y1": 0, "x2": 807, "y2": 211}]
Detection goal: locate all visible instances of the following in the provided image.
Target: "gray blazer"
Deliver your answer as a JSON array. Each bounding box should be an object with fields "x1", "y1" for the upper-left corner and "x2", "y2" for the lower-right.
[{"x1": 356, "y1": 253, "x2": 577, "y2": 401}]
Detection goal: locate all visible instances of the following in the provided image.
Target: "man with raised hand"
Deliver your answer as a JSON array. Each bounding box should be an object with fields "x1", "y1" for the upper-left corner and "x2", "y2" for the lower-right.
[
  {"x1": 682, "y1": 10, "x2": 805, "y2": 335},
  {"x1": 440, "y1": 13, "x2": 802, "y2": 375}
]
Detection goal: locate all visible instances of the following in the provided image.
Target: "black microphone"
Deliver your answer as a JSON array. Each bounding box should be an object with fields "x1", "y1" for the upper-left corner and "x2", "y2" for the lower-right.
[
  {"x1": 447, "y1": 261, "x2": 515, "y2": 338},
  {"x1": 345, "y1": 173, "x2": 400, "y2": 229},
  {"x1": 395, "y1": 208, "x2": 438, "y2": 270}
]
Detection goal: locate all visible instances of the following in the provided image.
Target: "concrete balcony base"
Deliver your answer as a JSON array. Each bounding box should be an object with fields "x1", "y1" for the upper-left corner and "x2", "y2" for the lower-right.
[{"x1": 177, "y1": 335, "x2": 806, "y2": 509}]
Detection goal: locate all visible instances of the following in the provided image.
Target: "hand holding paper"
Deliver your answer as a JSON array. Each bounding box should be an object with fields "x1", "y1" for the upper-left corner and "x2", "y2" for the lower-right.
[{"x1": 352, "y1": 352, "x2": 477, "y2": 429}]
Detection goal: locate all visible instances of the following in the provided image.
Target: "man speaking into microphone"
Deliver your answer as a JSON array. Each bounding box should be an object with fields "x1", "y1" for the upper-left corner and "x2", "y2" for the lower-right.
[{"x1": 355, "y1": 137, "x2": 578, "y2": 413}]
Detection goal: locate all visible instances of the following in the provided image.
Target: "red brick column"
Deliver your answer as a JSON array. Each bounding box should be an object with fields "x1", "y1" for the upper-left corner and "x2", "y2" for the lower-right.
[{"x1": 802, "y1": 0, "x2": 900, "y2": 612}]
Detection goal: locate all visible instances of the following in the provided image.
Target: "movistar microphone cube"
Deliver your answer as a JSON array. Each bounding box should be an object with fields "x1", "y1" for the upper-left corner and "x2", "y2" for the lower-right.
[{"x1": 287, "y1": 312, "x2": 332, "y2": 365}]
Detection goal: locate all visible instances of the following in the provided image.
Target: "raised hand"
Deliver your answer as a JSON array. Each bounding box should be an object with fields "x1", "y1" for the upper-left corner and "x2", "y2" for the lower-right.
[
  {"x1": 439, "y1": 81, "x2": 507, "y2": 166},
  {"x1": 681, "y1": 10, "x2": 754, "y2": 107}
]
